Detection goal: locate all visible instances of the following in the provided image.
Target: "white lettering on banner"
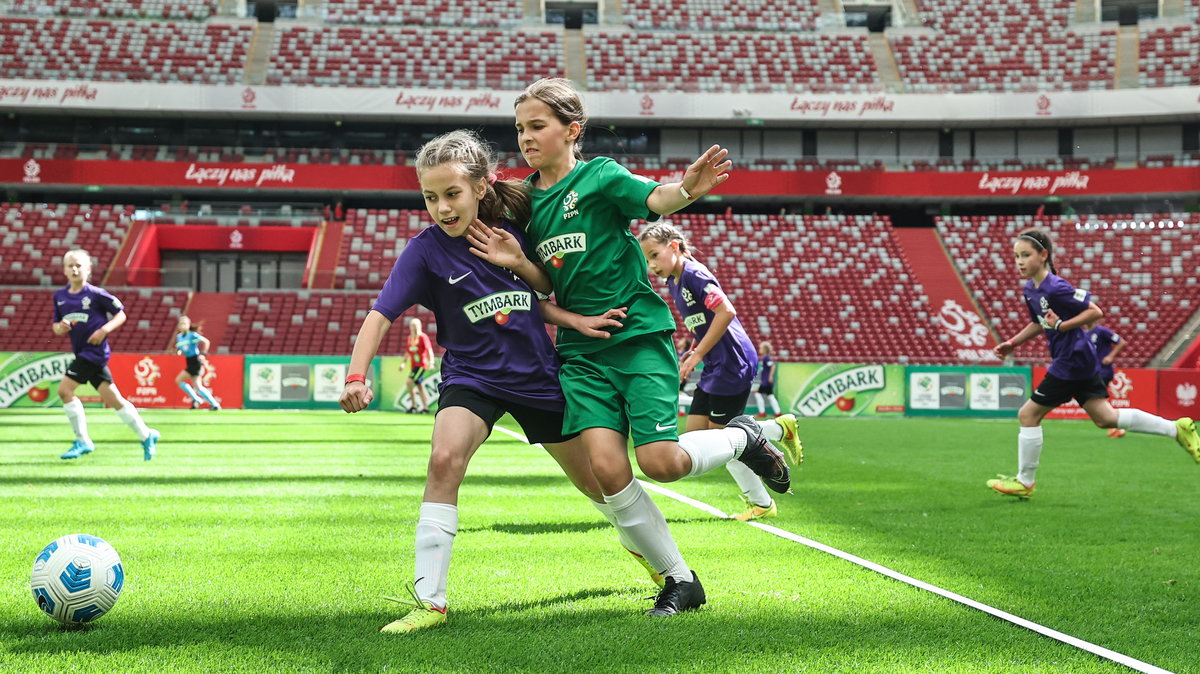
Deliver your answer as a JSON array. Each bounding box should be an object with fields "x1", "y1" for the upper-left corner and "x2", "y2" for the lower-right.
[
  {"x1": 977, "y1": 171, "x2": 1091, "y2": 195},
  {"x1": 184, "y1": 163, "x2": 296, "y2": 187}
]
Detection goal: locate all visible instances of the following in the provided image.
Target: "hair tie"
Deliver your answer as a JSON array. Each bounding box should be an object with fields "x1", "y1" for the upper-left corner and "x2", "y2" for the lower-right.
[{"x1": 487, "y1": 173, "x2": 497, "y2": 185}]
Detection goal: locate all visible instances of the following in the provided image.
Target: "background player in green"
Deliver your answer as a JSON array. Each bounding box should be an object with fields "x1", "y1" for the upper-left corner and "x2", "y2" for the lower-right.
[{"x1": 473, "y1": 78, "x2": 803, "y2": 617}]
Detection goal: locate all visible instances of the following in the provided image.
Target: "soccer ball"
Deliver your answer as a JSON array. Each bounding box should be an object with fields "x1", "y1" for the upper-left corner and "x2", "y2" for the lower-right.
[{"x1": 30, "y1": 534, "x2": 124, "y2": 624}]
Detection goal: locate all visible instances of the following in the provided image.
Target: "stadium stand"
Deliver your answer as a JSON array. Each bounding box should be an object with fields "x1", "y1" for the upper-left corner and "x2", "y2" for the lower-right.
[
  {"x1": 1138, "y1": 23, "x2": 1200, "y2": 88},
  {"x1": 335, "y1": 209, "x2": 427, "y2": 291},
  {"x1": 586, "y1": 31, "x2": 880, "y2": 93},
  {"x1": 889, "y1": 0, "x2": 1117, "y2": 93},
  {"x1": 0, "y1": 203, "x2": 132, "y2": 286},
  {"x1": 938, "y1": 214, "x2": 1200, "y2": 366},
  {"x1": 0, "y1": 17, "x2": 252, "y2": 84},
  {"x1": 653, "y1": 214, "x2": 959, "y2": 364},
  {"x1": 267, "y1": 26, "x2": 562, "y2": 88},
  {"x1": 321, "y1": 0, "x2": 522, "y2": 27},
  {"x1": 8, "y1": 0, "x2": 221, "y2": 20},
  {"x1": 620, "y1": 0, "x2": 820, "y2": 32},
  {"x1": 220, "y1": 290, "x2": 436, "y2": 356}
]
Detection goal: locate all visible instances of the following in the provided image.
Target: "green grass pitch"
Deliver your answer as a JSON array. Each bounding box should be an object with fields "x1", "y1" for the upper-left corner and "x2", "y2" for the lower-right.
[{"x1": 1, "y1": 410, "x2": 1197, "y2": 673}]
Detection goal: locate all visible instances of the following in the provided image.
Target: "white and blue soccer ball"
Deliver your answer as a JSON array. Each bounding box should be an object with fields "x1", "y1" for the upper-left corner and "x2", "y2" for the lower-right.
[{"x1": 30, "y1": 534, "x2": 124, "y2": 624}]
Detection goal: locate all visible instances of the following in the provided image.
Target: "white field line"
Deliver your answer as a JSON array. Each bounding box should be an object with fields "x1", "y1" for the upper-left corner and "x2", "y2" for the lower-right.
[{"x1": 492, "y1": 424, "x2": 1171, "y2": 674}]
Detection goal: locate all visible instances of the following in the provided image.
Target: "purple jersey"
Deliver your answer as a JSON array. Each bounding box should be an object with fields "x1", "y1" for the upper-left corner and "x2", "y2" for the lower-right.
[
  {"x1": 53, "y1": 283, "x2": 123, "y2": 365},
  {"x1": 758, "y1": 354, "x2": 774, "y2": 389},
  {"x1": 1088, "y1": 325, "x2": 1121, "y2": 380},
  {"x1": 667, "y1": 258, "x2": 757, "y2": 393},
  {"x1": 372, "y1": 221, "x2": 564, "y2": 410},
  {"x1": 1022, "y1": 273, "x2": 1098, "y2": 380}
]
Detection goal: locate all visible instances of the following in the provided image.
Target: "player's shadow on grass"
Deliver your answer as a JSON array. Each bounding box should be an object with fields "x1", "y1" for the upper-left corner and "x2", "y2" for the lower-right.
[
  {"x1": 0, "y1": 474, "x2": 615, "y2": 492},
  {"x1": 461, "y1": 516, "x2": 714, "y2": 536}
]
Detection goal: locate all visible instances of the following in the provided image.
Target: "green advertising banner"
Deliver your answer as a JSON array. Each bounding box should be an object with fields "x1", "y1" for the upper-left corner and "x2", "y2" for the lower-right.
[
  {"x1": 243, "y1": 355, "x2": 378, "y2": 409},
  {"x1": 777, "y1": 363, "x2": 906, "y2": 417},
  {"x1": 905, "y1": 365, "x2": 1030, "y2": 417},
  {"x1": 0, "y1": 352, "x2": 102, "y2": 408},
  {"x1": 379, "y1": 356, "x2": 441, "y2": 412}
]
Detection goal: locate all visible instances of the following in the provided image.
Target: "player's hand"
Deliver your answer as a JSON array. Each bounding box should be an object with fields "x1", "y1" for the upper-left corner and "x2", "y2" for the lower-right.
[
  {"x1": 679, "y1": 351, "x2": 701, "y2": 383},
  {"x1": 1102, "y1": 356, "x2": 1113, "y2": 365},
  {"x1": 52, "y1": 320, "x2": 72, "y2": 335},
  {"x1": 339, "y1": 381, "x2": 373, "y2": 413},
  {"x1": 466, "y1": 220, "x2": 527, "y2": 270},
  {"x1": 994, "y1": 340, "x2": 1015, "y2": 357},
  {"x1": 1043, "y1": 309, "x2": 1061, "y2": 331},
  {"x1": 86, "y1": 328, "x2": 108, "y2": 345},
  {"x1": 680, "y1": 145, "x2": 732, "y2": 199},
  {"x1": 573, "y1": 307, "x2": 627, "y2": 338}
]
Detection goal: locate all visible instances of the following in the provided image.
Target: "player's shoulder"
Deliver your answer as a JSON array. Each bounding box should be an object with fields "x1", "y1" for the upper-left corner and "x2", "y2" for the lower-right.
[{"x1": 683, "y1": 257, "x2": 716, "y2": 280}]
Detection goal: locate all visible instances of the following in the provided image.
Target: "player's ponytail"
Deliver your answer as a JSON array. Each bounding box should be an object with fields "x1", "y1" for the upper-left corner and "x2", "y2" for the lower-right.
[
  {"x1": 416, "y1": 129, "x2": 532, "y2": 227},
  {"x1": 637, "y1": 222, "x2": 695, "y2": 258},
  {"x1": 1017, "y1": 228, "x2": 1056, "y2": 275}
]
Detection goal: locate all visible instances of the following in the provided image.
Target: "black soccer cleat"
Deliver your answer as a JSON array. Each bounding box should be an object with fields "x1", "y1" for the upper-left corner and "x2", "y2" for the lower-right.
[
  {"x1": 727, "y1": 414, "x2": 791, "y2": 494},
  {"x1": 646, "y1": 571, "x2": 706, "y2": 617}
]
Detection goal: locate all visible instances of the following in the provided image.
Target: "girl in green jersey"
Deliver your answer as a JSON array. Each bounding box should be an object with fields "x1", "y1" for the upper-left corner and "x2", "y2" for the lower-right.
[{"x1": 474, "y1": 78, "x2": 803, "y2": 616}]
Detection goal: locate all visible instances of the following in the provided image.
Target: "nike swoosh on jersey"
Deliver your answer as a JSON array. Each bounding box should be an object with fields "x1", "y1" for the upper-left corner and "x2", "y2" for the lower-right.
[
  {"x1": 57, "y1": 301, "x2": 65, "y2": 305},
  {"x1": 448, "y1": 272, "x2": 472, "y2": 284},
  {"x1": 655, "y1": 421, "x2": 675, "y2": 431}
]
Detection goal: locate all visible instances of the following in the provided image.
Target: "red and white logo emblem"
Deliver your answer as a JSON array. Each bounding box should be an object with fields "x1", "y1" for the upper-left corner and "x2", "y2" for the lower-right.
[
  {"x1": 825, "y1": 172, "x2": 842, "y2": 195},
  {"x1": 23, "y1": 159, "x2": 41, "y2": 184}
]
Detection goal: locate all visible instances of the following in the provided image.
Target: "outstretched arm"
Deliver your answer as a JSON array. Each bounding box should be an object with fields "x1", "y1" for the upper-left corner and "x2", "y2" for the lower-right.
[
  {"x1": 646, "y1": 145, "x2": 732, "y2": 216},
  {"x1": 340, "y1": 310, "x2": 390, "y2": 413}
]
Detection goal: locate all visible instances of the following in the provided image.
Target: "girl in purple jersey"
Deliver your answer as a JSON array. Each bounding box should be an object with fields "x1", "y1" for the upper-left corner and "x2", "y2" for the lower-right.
[
  {"x1": 639, "y1": 223, "x2": 801, "y2": 522},
  {"x1": 1085, "y1": 318, "x2": 1127, "y2": 438},
  {"x1": 52, "y1": 250, "x2": 160, "y2": 461},
  {"x1": 989, "y1": 229, "x2": 1199, "y2": 499},
  {"x1": 339, "y1": 130, "x2": 655, "y2": 634}
]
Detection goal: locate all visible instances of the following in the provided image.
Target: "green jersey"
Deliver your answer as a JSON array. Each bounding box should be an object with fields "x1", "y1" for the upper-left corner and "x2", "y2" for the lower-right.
[{"x1": 526, "y1": 157, "x2": 675, "y2": 357}]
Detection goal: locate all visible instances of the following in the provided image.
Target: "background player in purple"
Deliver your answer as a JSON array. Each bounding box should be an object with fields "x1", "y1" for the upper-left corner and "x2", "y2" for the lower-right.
[
  {"x1": 52, "y1": 249, "x2": 160, "y2": 461},
  {"x1": 1087, "y1": 318, "x2": 1128, "y2": 438},
  {"x1": 989, "y1": 229, "x2": 1199, "y2": 499},
  {"x1": 754, "y1": 341, "x2": 780, "y2": 418},
  {"x1": 639, "y1": 223, "x2": 801, "y2": 522},
  {"x1": 340, "y1": 130, "x2": 655, "y2": 634}
]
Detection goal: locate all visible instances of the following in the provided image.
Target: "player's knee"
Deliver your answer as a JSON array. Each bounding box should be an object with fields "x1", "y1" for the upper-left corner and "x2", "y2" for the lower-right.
[
  {"x1": 637, "y1": 456, "x2": 684, "y2": 483},
  {"x1": 426, "y1": 448, "x2": 467, "y2": 484}
]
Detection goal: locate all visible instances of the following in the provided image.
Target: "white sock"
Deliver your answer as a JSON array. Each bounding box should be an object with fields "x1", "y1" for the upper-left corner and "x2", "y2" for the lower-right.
[
  {"x1": 63, "y1": 399, "x2": 91, "y2": 446},
  {"x1": 115, "y1": 404, "x2": 151, "y2": 441},
  {"x1": 604, "y1": 479, "x2": 690, "y2": 583},
  {"x1": 1017, "y1": 426, "x2": 1043, "y2": 487},
  {"x1": 753, "y1": 392, "x2": 765, "y2": 415},
  {"x1": 766, "y1": 395, "x2": 780, "y2": 416},
  {"x1": 413, "y1": 502, "x2": 457, "y2": 610},
  {"x1": 726, "y1": 460, "x2": 773, "y2": 508},
  {"x1": 1117, "y1": 409, "x2": 1177, "y2": 438},
  {"x1": 679, "y1": 428, "x2": 740, "y2": 477},
  {"x1": 591, "y1": 499, "x2": 640, "y2": 556},
  {"x1": 758, "y1": 419, "x2": 784, "y2": 443}
]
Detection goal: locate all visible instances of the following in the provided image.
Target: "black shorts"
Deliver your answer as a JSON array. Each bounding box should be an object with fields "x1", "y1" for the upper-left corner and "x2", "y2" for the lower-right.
[
  {"x1": 758, "y1": 384, "x2": 774, "y2": 396},
  {"x1": 436, "y1": 384, "x2": 578, "y2": 445},
  {"x1": 185, "y1": 355, "x2": 203, "y2": 377},
  {"x1": 65, "y1": 357, "x2": 113, "y2": 389},
  {"x1": 689, "y1": 386, "x2": 752, "y2": 426},
  {"x1": 409, "y1": 366, "x2": 427, "y2": 383},
  {"x1": 1031, "y1": 372, "x2": 1109, "y2": 408}
]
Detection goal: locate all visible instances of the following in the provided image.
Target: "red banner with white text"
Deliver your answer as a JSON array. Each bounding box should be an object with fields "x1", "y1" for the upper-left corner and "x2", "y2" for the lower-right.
[
  {"x1": 5, "y1": 158, "x2": 1200, "y2": 197},
  {"x1": 1035, "y1": 367, "x2": 1159, "y2": 420},
  {"x1": 108, "y1": 353, "x2": 244, "y2": 409}
]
